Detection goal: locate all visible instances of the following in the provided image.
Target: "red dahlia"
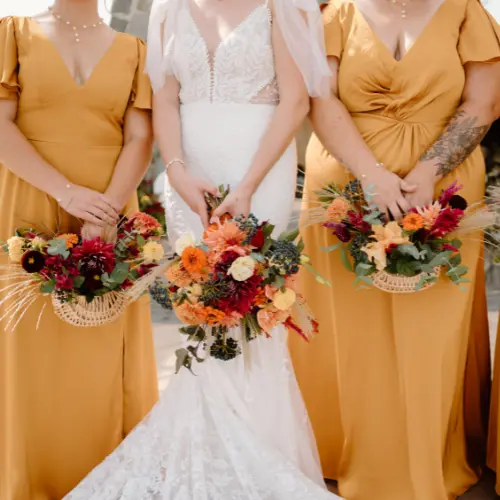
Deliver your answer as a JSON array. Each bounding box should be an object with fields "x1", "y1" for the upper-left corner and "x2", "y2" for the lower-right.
[
  {"x1": 217, "y1": 274, "x2": 262, "y2": 315},
  {"x1": 430, "y1": 208, "x2": 464, "y2": 237},
  {"x1": 73, "y1": 238, "x2": 116, "y2": 276}
]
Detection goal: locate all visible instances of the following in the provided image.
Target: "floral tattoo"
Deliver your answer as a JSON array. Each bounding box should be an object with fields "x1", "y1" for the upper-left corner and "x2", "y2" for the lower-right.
[{"x1": 420, "y1": 110, "x2": 490, "y2": 177}]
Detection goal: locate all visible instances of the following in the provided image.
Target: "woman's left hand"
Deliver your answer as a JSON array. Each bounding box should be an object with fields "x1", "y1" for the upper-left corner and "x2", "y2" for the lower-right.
[
  {"x1": 81, "y1": 222, "x2": 118, "y2": 243},
  {"x1": 402, "y1": 165, "x2": 439, "y2": 209},
  {"x1": 212, "y1": 186, "x2": 252, "y2": 220}
]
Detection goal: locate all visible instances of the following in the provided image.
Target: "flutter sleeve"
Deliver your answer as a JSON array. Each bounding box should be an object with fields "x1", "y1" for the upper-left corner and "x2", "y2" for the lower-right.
[
  {"x1": 321, "y1": 1, "x2": 344, "y2": 59},
  {"x1": 458, "y1": 0, "x2": 500, "y2": 65},
  {"x1": 0, "y1": 17, "x2": 20, "y2": 100},
  {"x1": 130, "y1": 38, "x2": 153, "y2": 110}
]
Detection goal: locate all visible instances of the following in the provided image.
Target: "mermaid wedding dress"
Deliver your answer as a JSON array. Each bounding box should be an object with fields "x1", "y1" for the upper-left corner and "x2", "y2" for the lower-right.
[{"x1": 64, "y1": 0, "x2": 338, "y2": 498}]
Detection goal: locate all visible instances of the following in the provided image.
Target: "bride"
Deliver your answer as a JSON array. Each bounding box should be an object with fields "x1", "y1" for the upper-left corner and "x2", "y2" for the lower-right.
[{"x1": 64, "y1": 0, "x2": 338, "y2": 498}]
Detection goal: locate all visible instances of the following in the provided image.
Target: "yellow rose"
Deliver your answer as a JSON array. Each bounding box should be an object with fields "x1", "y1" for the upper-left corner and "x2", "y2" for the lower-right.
[
  {"x1": 174, "y1": 232, "x2": 196, "y2": 256},
  {"x1": 273, "y1": 288, "x2": 296, "y2": 311},
  {"x1": 142, "y1": 241, "x2": 165, "y2": 264},
  {"x1": 7, "y1": 236, "x2": 25, "y2": 262},
  {"x1": 228, "y1": 256, "x2": 256, "y2": 281},
  {"x1": 31, "y1": 237, "x2": 47, "y2": 250}
]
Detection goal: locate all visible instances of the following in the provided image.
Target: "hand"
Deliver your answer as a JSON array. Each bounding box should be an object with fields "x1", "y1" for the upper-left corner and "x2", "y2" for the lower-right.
[
  {"x1": 360, "y1": 166, "x2": 417, "y2": 221},
  {"x1": 212, "y1": 185, "x2": 252, "y2": 220},
  {"x1": 81, "y1": 222, "x2": 118, "y2": 243},
  {"x1": 403, "y1": 164, "x2": 438, "y2": 209},
  {"x1": 168, "y1": 164, "x2": 219, "y2": 228},
  {"x1": 59, "y1": 185, "x2": 120, "y2": 226}
]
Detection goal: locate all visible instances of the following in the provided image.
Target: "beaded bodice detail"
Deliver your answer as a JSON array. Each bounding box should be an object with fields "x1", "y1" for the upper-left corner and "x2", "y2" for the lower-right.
[{"x1": 166, "y1": 3, "x2": 279, "y2": 105}]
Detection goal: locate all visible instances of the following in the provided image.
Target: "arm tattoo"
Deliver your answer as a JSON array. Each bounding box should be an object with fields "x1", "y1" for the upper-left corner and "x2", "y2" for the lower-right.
[{"x1": 420, "y1": 110, "x2": 490, "y2": 177}]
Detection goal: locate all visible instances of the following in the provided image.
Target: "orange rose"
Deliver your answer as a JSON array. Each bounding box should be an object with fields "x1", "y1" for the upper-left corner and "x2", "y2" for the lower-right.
[{"x1": 204, "y1": 306, "x2": 226, "y2": 326}]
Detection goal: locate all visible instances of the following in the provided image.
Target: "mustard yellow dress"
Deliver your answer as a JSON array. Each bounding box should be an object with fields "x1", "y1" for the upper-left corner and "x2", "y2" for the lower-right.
[
  {"x1": 0, "y1": 17, "x2": 159, "y2": 500},
  {"x1": 289, "y1": 1, "x2": 499, "y2": 499}
]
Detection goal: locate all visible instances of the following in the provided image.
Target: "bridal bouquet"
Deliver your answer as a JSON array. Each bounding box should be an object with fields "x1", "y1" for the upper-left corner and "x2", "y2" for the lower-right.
[
  {"x1": 307, "y1": 180, "x2": 494, "y2": 293},
  {"x1": 1, "y1": 212, "x2": 165, "y2": 329},
  {"x1": 166, "y1": 189, "x2": 321, "y2": 372}
]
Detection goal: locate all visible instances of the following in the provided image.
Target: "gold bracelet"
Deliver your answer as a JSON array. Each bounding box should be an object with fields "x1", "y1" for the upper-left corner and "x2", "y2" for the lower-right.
[{"x1": 361, "y1": 161, "x2": 384, "y2": 179}]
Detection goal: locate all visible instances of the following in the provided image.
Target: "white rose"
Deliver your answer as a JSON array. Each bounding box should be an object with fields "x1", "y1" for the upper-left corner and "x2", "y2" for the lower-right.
[
  {"x1": 273, "y1": 288, "x2": 296, "y2": 311},
  {"x1": 227, "y1": 256, "x2": 256, "y2": 282},
  {"x1": 7, "y1": 236, "x2": 25, "y2": 263},
  {"x1": 175, "y1": 232, "x2": 196, "y2": 256},
  {"x1": 142, "y1": 241, "x2": 165, "y2": 263}
]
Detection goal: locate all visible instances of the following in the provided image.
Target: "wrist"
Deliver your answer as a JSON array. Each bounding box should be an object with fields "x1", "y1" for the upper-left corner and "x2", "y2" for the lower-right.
[
  {"x1": 51, "y1": 178, "x2": 73, "y2": 205},
  {"x1": 414, "y1": 160, "x2": 442, "y2": 184},
  {"x1": 357, "y1": 161, "x2": 385, "y2": 181},
  {"x1": 238, "y1": 178, "x2": 257, "y2": 197}
]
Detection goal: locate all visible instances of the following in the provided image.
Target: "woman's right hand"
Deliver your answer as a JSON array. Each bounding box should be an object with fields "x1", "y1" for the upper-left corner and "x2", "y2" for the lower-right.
[
  {"x1": 58, "y1": 185, "x2": 120, "y2": 226},
  {"x1": 359, "y1": 166, "x2": 417, "y2": 221},
  {"x1": 168, "y1": 164, "x2": 219, "y2": 228}
]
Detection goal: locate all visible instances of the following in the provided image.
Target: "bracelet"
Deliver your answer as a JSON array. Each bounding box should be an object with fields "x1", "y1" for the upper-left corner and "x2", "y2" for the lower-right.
[
  {"x1": 165, "y1": 158, "x2": 185, "y2": 172},
  {"x1": 56, "y1": 183, "x2": 72, "y2": 204},
  {"x1": 361, "y1": 161, "x2": 384, "y2": 179}
]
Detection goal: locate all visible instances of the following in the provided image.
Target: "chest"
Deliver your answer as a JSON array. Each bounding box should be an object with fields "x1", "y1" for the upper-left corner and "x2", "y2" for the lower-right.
[{"x1": 170, "y1": 5, "x2": 277, "y2": 103}]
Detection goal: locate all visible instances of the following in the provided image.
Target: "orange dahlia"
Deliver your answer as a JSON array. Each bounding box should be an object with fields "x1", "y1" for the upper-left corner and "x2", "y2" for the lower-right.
[
  {"x1": 181, "y1": 247, "x2": 207, "y2": 274},
  {"x1": 165, "y1": 261, "x2": 192, "y2": 288},
  {"x1": 174, "y1": 301, "x2": 207, "y2": 325},
  {"x1": 402, "y1": 213, "x2": 425, "y2": 231},
  {"x1": 204, "y1": 306, "x2": 226, "y2": 326}
]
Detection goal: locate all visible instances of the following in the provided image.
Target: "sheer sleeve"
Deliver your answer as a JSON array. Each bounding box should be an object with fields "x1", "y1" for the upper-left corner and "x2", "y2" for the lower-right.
[
  {"x1": 321, "y1": 1, "x2": 344, "y2": 59},
  {"x1": 272, "y1": 0, "x2": 331, "y2": 98},
  {"x1": 0, "y1": 17, "x2": 20, "y2": 100},
  {"x1": 130, "y1": 38, "x2": 152, "y2": 110},
  {"x1": 458, "y1": 0, "x2": 500, "y2": 65},
  {"x1": 146, "y1": 0, "x2": 183, "y2": 93}
]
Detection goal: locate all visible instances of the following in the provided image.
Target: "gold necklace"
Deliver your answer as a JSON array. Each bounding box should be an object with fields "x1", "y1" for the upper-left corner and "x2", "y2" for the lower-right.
[{"x1": 49, "y1": 6, "x2": 104, "y2": 43}]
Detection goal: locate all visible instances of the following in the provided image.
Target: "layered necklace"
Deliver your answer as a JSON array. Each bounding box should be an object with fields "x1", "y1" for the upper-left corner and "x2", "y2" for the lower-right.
[{"x1": 48, "y1": 6, "x2": 104, "y2": 43}]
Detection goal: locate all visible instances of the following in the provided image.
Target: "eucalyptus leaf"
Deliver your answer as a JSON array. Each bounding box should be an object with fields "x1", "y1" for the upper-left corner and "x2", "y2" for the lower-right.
[
  {"x1": 40, "y1": 281, "x2": 55, "y2": 294},
  {"x1": 321, "y1": 242, "x2": 342, "y2": 253},
  {"x1": 397, "y1": 244, "x2": 421, "y2": 260},
  {"x1": 340, "y1": 246, "x2": 353, "y2": 272},
  {"x1": 110, "y1": 262, "x2": 130, "y2": 285}
]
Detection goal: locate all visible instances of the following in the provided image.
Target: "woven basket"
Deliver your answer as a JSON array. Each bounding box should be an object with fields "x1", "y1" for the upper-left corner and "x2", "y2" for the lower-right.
[
  {"x1": 52, "y1": 292, "x2": 127, "y2": 327},
  {"x1": 371, "y1": 267, "x2": 441, "y2": 293}
]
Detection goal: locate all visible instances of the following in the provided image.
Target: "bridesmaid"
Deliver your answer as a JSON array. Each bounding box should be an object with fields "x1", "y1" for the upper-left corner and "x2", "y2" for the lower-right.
[
  {"x1": 290, "y1": 0, "x2": 500, "y2": 499},
  {"x1": 0, "y1": 1, "x2": 158, "y2": 498}
]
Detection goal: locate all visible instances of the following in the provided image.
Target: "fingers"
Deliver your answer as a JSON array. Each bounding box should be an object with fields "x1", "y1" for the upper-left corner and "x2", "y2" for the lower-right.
[
  {"x1": 388, "y1": 202, "x2": 403, "y2": 221},
  {"x1": 400, "y1": 180, "x2": 418, "y2": 193},
  {"x1": 396, "y1": 196, "x2": 410, "y2": 215},
  {"x1": 211, "y1": 202, "x2": 228, "y2": 219},
  {"x1": 98, "y1": 195, "x2": 121, "y2": 217},
  {"x1": 82, "y1": 212, "x2": 107, "y2": 226},
  {"x1": 90, "y1": 206, "x2": 118, "y2": 226},
  {"x1": 200, "y1": 181, "x2": 219, "y2": 197},
  {"x1": 198, "y1": 205, "x2": 209, "y2": 228}
]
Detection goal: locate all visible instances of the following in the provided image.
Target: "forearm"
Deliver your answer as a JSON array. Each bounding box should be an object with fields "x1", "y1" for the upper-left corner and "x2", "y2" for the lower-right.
[
  {"x1": 239, "y1": 98, "x2": 309, "y2": 194},
  {"x1": 153, "y1": 98, "x2": 184, "y2": 180},
  {"x1": 310, "y1": 96, "x2": 379, "y2": 177},
  {"x1": 104, "y1": 137, "x2": 153, "y2": 209},
  {"x1": 0, "y1": 120, "x2": 69, "y2": 198},
  {"x1": 419, "y1": 102, "x2": 494, "y2": 179}
]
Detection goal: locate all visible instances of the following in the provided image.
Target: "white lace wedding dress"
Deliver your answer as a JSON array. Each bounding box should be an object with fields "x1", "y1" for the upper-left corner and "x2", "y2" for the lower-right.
[{"x1": 64, "y1": 2, "x2": 338, "y2": 499}]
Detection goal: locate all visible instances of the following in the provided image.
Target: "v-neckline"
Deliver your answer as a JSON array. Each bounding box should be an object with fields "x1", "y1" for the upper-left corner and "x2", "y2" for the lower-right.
[
  {"x1": 30, "y1": 17, "x2": 120, "y2": 89},
  {"x1": 354, "y1": 0, "x2": 449, "y2": 64},
  {"x1": 186, "y1": 2, "x2": 268, "y2": 59}
]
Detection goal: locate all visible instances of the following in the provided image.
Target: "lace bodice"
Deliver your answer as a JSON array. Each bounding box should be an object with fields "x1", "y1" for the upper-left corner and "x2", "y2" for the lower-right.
[{"x1": 166, "y1": 2, "x2": 279, "y2": 105}]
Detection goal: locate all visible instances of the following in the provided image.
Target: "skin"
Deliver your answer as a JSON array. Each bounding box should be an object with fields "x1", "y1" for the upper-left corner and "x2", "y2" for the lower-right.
[
  {"x1": 154, "y1": 0, "x2": 310, "y2": 228},
  {"x1": 310, "y1": 0, "x2": 500, "y2": 218},
  {"x1": 0, "y1": 0, "x2": 154, "y2": 238}
]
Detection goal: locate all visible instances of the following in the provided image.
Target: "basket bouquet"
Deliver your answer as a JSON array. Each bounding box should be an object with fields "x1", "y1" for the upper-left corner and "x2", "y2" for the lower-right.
[
  {"x1": 304, "y1": 180, "x2": 495, "y2": 293},
  {"x1": 0, "y1": 212, "x2": 167, "y2": 330}
]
